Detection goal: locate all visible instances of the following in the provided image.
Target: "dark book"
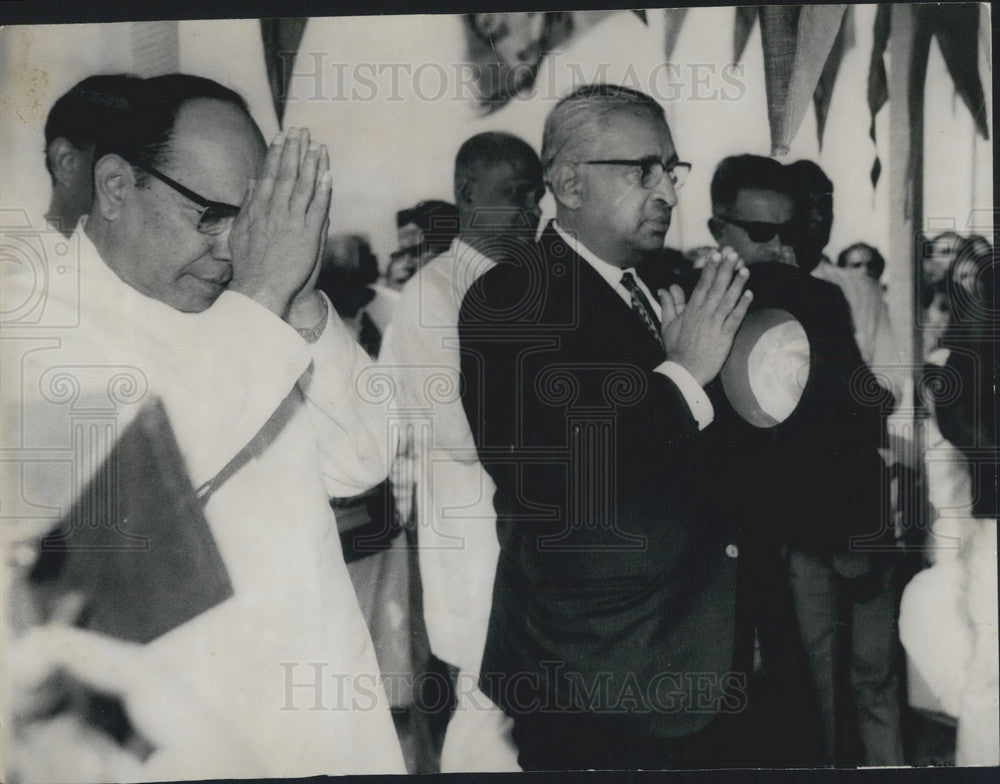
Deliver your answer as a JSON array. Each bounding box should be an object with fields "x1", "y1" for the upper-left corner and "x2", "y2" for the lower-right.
[{"x1": 28, "y1": 397, "x2": 233, "y2": 644}]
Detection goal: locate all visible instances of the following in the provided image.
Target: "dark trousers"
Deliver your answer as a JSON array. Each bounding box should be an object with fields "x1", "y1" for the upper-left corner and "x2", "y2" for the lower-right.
[
  {"x1": 787, "y1": 548, "x2": 905, "y2": 766},
  {"x1": 511, "y1": 708, "x2": 748, "y2": 771}
]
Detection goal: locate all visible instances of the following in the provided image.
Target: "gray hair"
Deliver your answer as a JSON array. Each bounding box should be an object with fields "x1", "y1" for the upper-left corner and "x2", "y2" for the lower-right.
[{"x1": 541, "y1": 84, "x2": 666, "y2": 179}]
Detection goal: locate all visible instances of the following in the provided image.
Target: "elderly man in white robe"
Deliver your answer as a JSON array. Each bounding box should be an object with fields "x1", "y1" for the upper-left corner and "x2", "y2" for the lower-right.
[{"x1": 1, "y1": 74, "x2": 405, "y2": 781}]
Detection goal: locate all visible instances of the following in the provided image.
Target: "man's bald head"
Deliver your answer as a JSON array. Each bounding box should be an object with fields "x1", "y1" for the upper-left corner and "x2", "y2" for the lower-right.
[
  {"x1": 87, "y1": 75, "x2": 266, "y2": 313},
  {"x1": 454, "y1": 132, "x2": 543, "y2": 244},
  {"x1": 95, "y1": 74, "x2": 264, "y2": 181}
]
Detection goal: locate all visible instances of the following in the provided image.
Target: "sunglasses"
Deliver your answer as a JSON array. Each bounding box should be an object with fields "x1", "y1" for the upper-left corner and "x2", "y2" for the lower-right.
[
  {"x1": 126, "y1": 158, "x2": 241, "y2": 235},
  {"x1": 714, "y1": 214, "x2": 799, "y2": 244}
]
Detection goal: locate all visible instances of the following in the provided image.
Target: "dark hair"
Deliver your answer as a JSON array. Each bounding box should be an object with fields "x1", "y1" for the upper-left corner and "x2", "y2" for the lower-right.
[
  {"x1": 786, "y1": 159, "x2": 834, "y2": 250},
  {"x1": 395, "y1": 200, "x2": 460, "y2": 255},
  {"x1": 44, "y1": 74, "x2": 144, "y2": 177},
  {"x1": 455, "y1": 132, "x2": 540, "y2": 187},
  {"x1": 94, "y1": 74, "x2": 260, "y2": 184},
  {"x1": 945, "y1": 235, "x2": 996, "y2": 326},
  {"x1": 838, "y1": 242, "x2": 886, "y2": 280},
  {"x1": 710, "y1": 154, "x2": 792, "y2": 215}
]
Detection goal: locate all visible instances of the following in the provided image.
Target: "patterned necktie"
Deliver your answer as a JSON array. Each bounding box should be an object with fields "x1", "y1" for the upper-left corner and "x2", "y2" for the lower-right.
[{"x1": 621, "y1": 271, "x2": 665, "y2": 350}]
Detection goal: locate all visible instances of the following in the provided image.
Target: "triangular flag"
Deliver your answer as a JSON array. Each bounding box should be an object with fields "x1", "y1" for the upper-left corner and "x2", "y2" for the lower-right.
[
  {"x1": 632, "y1": 10, "x2": 648, "y2": 26},
  {"x1": 814, "y1": 5, "x2": 855, "y2": 148},
  {"x1": 924, "y1": 3, "x2": 989, "y2": 140},
  {"x1": 759, "y1": 6, "x2": 801, "y2": 156},
  {"x1": 773, "y1": 5, "x2": 847, "y2": 156},
  {"x1": 260, "y1": 18, "x2": 309, "y2": 128},
  {"x1": 867, "y1": 4, "x2": 891, "y2": 189},
  {"x1": 734, "y1": 5, "x2": 758, "y2": 62},
  {"x1": 664, "y1": 8, "x2": 688, "y2": 62}
]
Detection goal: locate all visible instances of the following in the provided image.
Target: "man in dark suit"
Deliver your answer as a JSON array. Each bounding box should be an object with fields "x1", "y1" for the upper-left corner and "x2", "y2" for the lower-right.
[
  {"x1": 707, "y1": 155, "x2": 901, "y2": 766},
  {"x1": 457, "y1": 84, "x2": 753, "y2": 770}
]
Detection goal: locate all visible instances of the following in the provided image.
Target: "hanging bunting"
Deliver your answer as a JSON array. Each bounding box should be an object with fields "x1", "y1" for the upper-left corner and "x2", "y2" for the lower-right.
[
  {"x1": 664, "y1": 8, "x2": 688, "y2": 62},
  {"x1": 261, "y1": 17, "x2": 309, "y2": 129},
  {"x1": 759, "y1": 6, "x2": 799, "y2": 155},
  {"x1": 867, "y1": 4, "x2": 891, "y2": 189},
  {"x1": 760, "y1": 5, "x2": 846, "y2": 156},
  {"x1": 921, "y1": 3, "x2": 989, "y2": 140},
  {"x1": 813, "y1": 5, "x2": 855, "y2": 149},
  {"x1": 733, "y1": 5, "x2": 758, "y2": 63}
]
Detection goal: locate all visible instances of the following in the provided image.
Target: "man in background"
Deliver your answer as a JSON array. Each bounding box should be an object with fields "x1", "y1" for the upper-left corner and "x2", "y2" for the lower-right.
[
  {"x1": 838, "y1": 242, "x2": 887, "y2": 284},
  {"x1": 43, "y1": 74, "x2": 144, "y2": 236},
  {"x1": 386, "y1": 200, "x2": 461, "y2": 290},
  {"x1": 380, "y1": 131, "x2": 544, "y2": 772},
  {"x1": 709, "y1": 154, "x2": 903, "y2": 766}
]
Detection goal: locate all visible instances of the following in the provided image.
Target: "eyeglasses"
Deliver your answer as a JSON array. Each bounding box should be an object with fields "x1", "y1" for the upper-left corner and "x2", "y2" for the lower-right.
[
  {"x1": 126, "y1": 158, "x2": 241, "y2": 235},
  {"x1": 714, "y1": 214, "x2": 799, "y2": 244},
  {"x1": 583, "y1": 157, "x2": 691, "y2": 190}
]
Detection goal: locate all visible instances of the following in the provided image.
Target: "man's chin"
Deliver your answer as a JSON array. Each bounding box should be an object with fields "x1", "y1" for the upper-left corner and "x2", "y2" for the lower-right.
[
  {"x1": 638, "y1": 225, "x2": 669, "y2": 249},
  {"x1": 172, "y1": 280, "x2": 226, "y2": 312}
]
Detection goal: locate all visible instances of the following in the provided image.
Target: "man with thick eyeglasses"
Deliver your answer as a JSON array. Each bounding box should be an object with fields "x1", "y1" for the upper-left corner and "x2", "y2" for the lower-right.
[
  {"x1": 458, "y1": 84, "x2": 754, "y2": 770},
  {"x1": 123, "y1": 156, "x2": 242, "y2": 236},
  {"x1": 3, "y1": 74, "x2": 406, "y2": 779}
]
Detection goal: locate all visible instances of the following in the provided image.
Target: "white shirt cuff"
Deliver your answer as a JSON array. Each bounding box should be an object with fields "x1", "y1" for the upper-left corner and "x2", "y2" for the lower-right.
[{"x1": 654, "y1": 361, "x2": 714, "y2": 430}]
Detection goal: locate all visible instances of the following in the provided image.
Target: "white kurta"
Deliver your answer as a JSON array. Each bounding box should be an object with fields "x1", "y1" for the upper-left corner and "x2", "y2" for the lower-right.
[
  {"x1": 379, "y1": 237, "x2": 499, "y2": 677},
  {"x1": 1, "y1": 225, "x2": 406, "y2": 779}
]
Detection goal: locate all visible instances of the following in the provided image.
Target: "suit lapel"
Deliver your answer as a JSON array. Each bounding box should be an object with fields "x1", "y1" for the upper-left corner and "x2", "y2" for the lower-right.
[{"x1": 539, "y1": 224, "x2": 667, "y2": 365}]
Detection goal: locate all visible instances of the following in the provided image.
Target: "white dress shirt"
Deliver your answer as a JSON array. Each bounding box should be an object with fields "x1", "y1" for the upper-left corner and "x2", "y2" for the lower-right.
[{"x1": 553, "y1": 222, "x2": 714, "y2": 429}]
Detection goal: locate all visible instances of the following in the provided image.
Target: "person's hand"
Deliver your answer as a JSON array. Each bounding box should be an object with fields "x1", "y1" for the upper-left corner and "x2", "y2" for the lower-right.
[
  {"x1": 5, "y1": 625, "x2": 260, "y2": 782},
  {"x1": 657, "y1": 247, "x2": 753, "y2": 386},
  {"x1": 228, "y1": 127, "x2": 332, "y2": 318}
]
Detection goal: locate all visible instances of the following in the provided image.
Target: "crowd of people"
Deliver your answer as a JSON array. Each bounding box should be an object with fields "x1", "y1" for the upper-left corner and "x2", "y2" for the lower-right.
[{"x1": 1, "y1": 72, "x2": 996, "y2": 780}]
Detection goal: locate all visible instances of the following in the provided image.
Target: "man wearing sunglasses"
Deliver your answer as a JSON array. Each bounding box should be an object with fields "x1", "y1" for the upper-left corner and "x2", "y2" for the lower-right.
[
  {"x1": 705, "y1": 154, "x2": 901, "y2": 765},
  {"x1": 4, "y1": 74, "x2": 405, "y2": 779},
  {"x1": 708, "y1": 154, "x2": 800, "y2": 268}
]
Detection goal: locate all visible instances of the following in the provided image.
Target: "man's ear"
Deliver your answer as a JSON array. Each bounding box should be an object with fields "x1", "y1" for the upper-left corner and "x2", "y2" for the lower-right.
[
  {"x1": 91, "y1": 154, "x2": 134, "y2": 221},
  {"x1": 48, "y1": 138, "x2": 83, "y2": 187},
  {"x1": 455, "y1": 175, "x2": 475, "y2": 210},
  {"x1": 708, "y1": 216, "x2": 724, "y2": 243},
  {"x1": 548, "y1": 162, "x2": 582, "y2": 211}
]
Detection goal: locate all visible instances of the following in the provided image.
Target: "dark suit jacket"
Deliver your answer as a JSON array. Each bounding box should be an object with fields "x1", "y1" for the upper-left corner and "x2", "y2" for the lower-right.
[
  {"x1": 704, "y1": 262, "x2": 895, "y2": 554},
  {"x1": 458, "y1": 223, "x2": 746, "y2": 745}
]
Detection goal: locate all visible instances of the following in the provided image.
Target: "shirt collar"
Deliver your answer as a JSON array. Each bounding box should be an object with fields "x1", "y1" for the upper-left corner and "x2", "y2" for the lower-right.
[{"x1": 552, "y1": 221, "x2": 659, "y2": 315}]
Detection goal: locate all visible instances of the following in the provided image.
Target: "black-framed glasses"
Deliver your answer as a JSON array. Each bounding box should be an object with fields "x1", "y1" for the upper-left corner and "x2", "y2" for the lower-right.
[
  {"x1": 126, "y1": 158, "x2": 241, "y2": 236},
  {"x1": 583, "y1": 157, "x2": 691, "y2": 190},
  {"x1": 714, "y1": 214, "x2": 799, "y2": 244}
]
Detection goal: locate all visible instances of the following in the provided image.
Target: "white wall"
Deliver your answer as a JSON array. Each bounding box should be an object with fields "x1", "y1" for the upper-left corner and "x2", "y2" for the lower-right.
[{"x1": 1, "y1": 8, "x2": 991, "y2": 276}]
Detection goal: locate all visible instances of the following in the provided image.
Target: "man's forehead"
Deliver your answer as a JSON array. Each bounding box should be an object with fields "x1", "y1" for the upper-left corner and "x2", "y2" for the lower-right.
[
  {"x1": 170, "y1": 100, "x2": 263, "y2": 164},
  {"x1": 732, "y1": 187, "x2": 794, "y2": 217},
  {"x1": 595, "y1": 111, "x2": 674, "y2": 156}
]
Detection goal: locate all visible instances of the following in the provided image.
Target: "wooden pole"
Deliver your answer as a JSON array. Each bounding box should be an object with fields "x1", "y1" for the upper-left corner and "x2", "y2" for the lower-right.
[{"x1": 885, "y1": 4, "x2": 925, "y2": 540}]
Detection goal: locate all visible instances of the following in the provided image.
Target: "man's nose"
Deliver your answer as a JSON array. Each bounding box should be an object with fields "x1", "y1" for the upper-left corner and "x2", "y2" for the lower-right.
[
  {"x1": 651, "y1": 171, "x2": 678, "y2": 207},
  {"x1": 211, "y1": 220, "x2": 235, "y2": 261}
]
